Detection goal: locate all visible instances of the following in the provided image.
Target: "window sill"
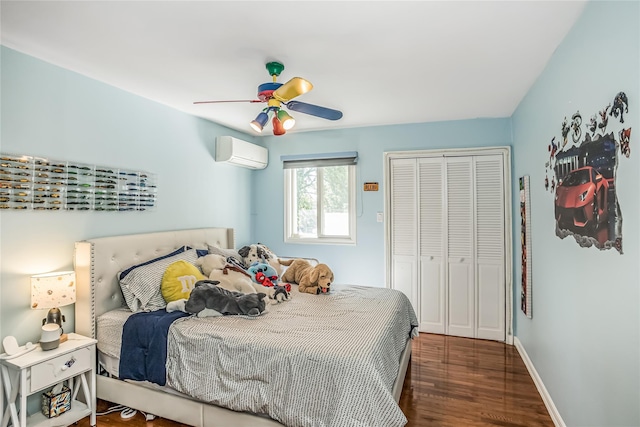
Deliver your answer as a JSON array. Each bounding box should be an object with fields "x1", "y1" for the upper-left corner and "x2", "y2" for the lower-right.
[{"x1": 284, "y1": 236, "x2": 356, "y2": 246}]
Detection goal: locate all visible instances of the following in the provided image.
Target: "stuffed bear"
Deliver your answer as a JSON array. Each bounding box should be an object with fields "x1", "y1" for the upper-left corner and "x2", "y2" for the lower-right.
[{"x1": 166, "y1": 280, "x2": 267, "y2": 318}]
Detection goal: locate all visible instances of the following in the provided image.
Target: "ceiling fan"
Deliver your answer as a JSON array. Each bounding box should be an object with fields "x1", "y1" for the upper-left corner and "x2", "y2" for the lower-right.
[{"x1": 194, "y1": 62, "x2": 343, "y2": 136}]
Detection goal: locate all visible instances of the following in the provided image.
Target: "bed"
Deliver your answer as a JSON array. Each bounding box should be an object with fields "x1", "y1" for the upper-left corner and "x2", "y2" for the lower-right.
[{"x1": 74, "y1": 227, "x2": 417, "y2": 427}]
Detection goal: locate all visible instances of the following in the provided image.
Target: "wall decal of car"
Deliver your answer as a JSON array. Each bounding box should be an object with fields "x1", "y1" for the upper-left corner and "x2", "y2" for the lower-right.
[{"x1": 555, "y1": 166, "x2": 609, "y2": 231}]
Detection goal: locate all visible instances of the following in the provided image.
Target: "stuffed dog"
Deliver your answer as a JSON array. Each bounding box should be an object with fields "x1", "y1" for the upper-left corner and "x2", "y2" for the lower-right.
[
  {"x1": 238, "y1": 243, "x2": 284, "y2": 276},
  {"x1": 279, "y1": 259, "x2": 334, "y2": 295}
]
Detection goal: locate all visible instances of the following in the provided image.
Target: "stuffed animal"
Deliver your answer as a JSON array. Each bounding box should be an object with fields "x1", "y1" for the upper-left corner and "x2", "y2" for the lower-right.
[
  {"x1": 196, "y1": 254, "x2": 289, "y2": 302},
  {"x1": 166, "y1": 280, "x2": 267, "y2": 318},
  {"x1": 247, "y1": 261, "x2": 279, "y2": 286},
  {"x1": 195, "y1": 254, "x2": 226, "y2": 277},
  {"x1": 238, "y1": 243, "x2": 284, "y2": 276},
  {"x1": 196, "y1": 254, "x2": 264, "y2": 295},
  {"x1": 247, "y1": 262, "x2": 291, "y2": 302},
  {"x1": 279, "y1": 259, "x2": 334, "y2": 295}
]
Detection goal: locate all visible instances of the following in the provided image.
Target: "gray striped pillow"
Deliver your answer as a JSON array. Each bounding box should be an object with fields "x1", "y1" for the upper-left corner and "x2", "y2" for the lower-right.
[{"x1": 118, "y1": 248, "x2": 198, "y2": 312}]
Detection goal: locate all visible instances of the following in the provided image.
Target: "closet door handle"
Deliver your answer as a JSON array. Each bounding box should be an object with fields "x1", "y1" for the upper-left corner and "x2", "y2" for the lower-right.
[{"x1": 459, "y1": 257, "x2": 464, "y2": 262}]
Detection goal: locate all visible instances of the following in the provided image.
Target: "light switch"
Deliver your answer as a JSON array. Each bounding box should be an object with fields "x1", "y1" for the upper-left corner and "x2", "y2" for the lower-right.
[{"x1": 376, "y1": 212, "x2": 383, "y2": 223}]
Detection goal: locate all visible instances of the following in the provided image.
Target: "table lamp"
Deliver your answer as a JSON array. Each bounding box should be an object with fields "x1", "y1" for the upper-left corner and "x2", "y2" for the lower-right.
[{"x1": 31, "y1": 271, "x2": 76, "y2": 332}]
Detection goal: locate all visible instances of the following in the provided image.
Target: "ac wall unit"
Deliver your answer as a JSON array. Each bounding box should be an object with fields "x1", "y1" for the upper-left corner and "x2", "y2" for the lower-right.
[{"x1": 215, "y1": 136, "x2": 268, "y2": 170}]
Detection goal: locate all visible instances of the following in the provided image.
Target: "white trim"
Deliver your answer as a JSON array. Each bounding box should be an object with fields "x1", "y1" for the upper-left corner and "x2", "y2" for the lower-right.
[
  {"x1": 503, "y1": 146, "x2": 514, "y2": 344},
  {"x1": 383, "y1": 157, "x2": 391, "y2": 289},
  {"x1": 514, "y1": 337, "x2": 565, "y2": 427},
  {"x1": 385, "y1": 145, "x2": 510, "y2": 159},
  {"x1": 384, "y1": 146, "x2": 513, "y2": 343}
]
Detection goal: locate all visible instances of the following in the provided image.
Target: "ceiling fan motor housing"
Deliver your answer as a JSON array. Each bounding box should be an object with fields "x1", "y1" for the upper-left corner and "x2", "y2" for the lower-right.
[{"x1": 257, "y1": 82, "x2": 282, "y2": 101}]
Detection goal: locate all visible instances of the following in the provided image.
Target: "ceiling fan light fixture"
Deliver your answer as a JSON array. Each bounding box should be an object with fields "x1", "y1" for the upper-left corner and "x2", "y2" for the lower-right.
[
  {"x1": 272, "y1": 115, "x2": 286, "y2": 136},
  {"x1": 249, "y1": 120, "x2": 263, "y2": 133},
  {"x1": 250, "y1": 111, "x2": 269, "y2": 133},
  {"x1": 277, "y1": 110, "x2": 295, "y2": 130}
]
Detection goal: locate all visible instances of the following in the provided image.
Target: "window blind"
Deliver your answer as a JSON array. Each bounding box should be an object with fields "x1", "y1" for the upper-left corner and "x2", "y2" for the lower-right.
[{"x1": 281, "y1": 151, "x2": 358, "y2": 169}]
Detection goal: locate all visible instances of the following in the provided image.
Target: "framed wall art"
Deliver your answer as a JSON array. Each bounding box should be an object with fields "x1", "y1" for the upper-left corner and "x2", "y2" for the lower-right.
[
  {"x1": 520, "y1": 175, "x2": 532, "y2": 318},
  {"x1": 0, "y1": 153, "x2": 157, "y2": 212}
]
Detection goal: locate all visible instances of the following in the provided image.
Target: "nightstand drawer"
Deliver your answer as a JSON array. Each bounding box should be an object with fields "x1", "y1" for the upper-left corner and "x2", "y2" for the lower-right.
[{"x1": 30, "y1": 346, "x2": 92, "y2": 392}]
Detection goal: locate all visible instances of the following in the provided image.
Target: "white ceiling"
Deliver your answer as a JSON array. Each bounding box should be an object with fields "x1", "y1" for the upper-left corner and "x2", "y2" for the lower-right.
[{"x1": 1, "y1": 1, "x2": 587, "y2": 136}]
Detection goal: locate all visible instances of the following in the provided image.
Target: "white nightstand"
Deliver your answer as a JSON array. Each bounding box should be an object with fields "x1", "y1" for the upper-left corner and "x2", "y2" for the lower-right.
[{"x1": 0, "y1": 333, "x2": 97, "y2": 427}]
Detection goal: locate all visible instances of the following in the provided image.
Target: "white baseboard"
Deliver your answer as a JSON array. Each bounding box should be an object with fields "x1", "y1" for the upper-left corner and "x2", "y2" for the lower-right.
[{"x1": 514, "y1": 337, "x2": 565, "y2": 427}]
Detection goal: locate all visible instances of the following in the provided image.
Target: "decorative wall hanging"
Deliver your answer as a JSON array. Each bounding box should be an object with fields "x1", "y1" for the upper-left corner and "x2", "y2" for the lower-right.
[
  {"x1": 0, "y1": 154, "x2": 156, "y2": 211},
  {"x1": 545, "y1": 91, "x2": 631, "y2": 254},
  {"x1": 520, "y1": 175, "x2": 532, "y2": 318}
]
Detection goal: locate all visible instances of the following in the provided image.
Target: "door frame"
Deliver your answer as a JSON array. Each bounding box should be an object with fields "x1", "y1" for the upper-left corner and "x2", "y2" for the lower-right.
[{"x1": 383, "y1": 146, "x2": 513, "y2": 344}]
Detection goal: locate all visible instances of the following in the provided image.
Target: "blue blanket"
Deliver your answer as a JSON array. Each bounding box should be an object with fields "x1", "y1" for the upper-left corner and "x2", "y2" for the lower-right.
[{"x1": 119, "y1": 309, "x2": 190, "y2": 386}]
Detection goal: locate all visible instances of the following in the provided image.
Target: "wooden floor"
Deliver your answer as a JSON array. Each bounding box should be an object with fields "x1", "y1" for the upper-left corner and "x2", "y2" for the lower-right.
[
  {"x1": 76, "y1": 334, "x2": 553, "y2": 427},
  {"x1": 400, "y1": 334, "x2": 553, "y2": 427}
]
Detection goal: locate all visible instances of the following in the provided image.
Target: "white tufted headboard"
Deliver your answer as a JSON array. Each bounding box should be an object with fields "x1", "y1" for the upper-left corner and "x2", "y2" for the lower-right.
[{"x1": 74, "y1": 228, "x2": 234, "y2": 339}]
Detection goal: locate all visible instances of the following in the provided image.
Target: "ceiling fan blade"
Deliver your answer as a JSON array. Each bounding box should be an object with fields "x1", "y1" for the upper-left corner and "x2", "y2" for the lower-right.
[
  {"x1": 272, "y1": 77, "x2": 313, "y2": 102},
  {"x1": 193, "y1": 99, "x2": 262, "y2": 104},
  {"x1": 285, "y1": 101, "x2": 343, "y2": 121}
]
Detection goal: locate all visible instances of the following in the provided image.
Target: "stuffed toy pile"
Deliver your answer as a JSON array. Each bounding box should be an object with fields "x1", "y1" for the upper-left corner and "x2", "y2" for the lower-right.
[
  {"x1": 195, "y1": 253, "x2": 291, "y2": 303},
  {"x1": 196, "y1": 254, "x2": 257, "y2": 294}
]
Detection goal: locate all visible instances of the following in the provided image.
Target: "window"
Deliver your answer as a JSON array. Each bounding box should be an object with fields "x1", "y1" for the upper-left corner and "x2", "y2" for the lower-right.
[{"x1": 283, "y1": 152, "x2": 357, "y2": 244}]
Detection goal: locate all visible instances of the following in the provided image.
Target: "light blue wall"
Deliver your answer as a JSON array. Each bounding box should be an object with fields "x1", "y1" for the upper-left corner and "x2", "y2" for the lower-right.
[
  {"x1": 511, "y1": 1, "x2": 639, "y2": 426},
  {"x1": 253, "y1": 119, "x2": 512, "y2": 286},
  {"x1": 0, "y1": 46, "x2": 257, "y2": 346}
]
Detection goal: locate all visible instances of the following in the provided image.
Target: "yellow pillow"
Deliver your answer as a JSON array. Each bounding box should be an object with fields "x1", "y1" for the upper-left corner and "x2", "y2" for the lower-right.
[{"x1": 161, "y1": 260, "x2": 206, "y2": 303}]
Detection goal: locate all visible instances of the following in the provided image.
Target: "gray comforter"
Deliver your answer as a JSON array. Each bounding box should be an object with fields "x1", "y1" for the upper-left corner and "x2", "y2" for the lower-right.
[{"x1": 166, "y1": 284, "x2": 418, "y2": 427}]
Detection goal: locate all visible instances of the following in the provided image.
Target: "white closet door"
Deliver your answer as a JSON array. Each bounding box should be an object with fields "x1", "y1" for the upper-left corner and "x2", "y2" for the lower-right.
[
  {"x1": 390, "y1": 158, "x2": 418, "y2": 311},
  {"x1": 418, "y1": 158, "x2": 445, "y2": 333},
  {"x1": 387, "y1": 149, "x2": 509, "y2": 342},
  {"x1": 475, "y1": 155, "x2": 506, "y2": 341},
  {"x1": 445, "y1": 157, "x2": 475, "y2": 338}
]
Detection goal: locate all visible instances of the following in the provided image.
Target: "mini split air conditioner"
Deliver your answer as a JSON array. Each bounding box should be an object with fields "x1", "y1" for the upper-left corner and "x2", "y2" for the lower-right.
[{"x1": 215, "y1": 136, "x2": 268, "y2": 170}]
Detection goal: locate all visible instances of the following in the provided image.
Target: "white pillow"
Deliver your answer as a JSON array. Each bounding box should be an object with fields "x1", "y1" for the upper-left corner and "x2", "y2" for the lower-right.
[{"x1": 118, "y1": 247, "x2": 198, "y2": 312}]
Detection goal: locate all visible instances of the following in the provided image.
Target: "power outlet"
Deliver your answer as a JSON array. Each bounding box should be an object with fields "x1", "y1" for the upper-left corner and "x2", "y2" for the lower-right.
[{"x1": 376, "y1": 212, "x2": 383, "y2": 223}]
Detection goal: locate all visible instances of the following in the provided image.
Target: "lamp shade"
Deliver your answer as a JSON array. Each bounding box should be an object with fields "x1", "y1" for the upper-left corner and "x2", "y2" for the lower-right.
[
  {"x1": 249, "y1": 111, "x2": 270, "y2": 133},
  {"x1": 277, "y1": 110, "x2": 295, "y2": 130},
  {"x1": 272, "y1": 115, "x2": 287, "y2": 136},
  {"x1": 31, "y1": 271, "x2": 76, "y2": 310}
]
